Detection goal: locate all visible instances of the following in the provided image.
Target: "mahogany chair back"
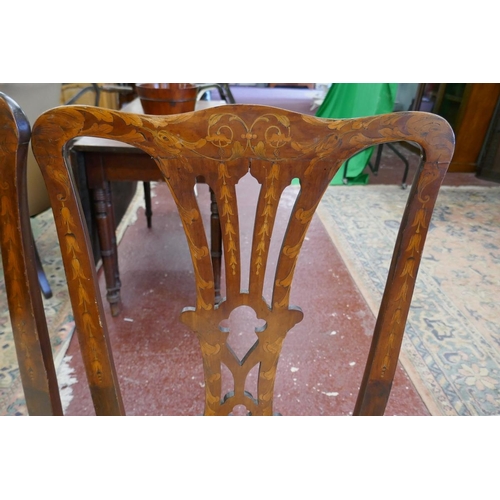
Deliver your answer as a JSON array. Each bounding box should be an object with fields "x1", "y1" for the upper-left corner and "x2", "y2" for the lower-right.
[
  {"x1": 31, "y1": 104, "x2": 454, "y2": 415},
  {"x1": 0, "y1": 92, "x2": 62, "y2": 415}
]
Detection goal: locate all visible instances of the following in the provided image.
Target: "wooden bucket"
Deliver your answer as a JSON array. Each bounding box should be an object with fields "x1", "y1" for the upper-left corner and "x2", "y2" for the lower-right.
[{"x1": 136, "y1": 83, "x2": 198, "y2": 114}]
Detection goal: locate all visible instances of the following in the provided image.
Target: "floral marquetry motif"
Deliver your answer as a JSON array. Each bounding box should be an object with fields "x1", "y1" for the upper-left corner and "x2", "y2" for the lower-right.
[{"x1": 31, "y1": 103, "x2": 455, "y2": 416}]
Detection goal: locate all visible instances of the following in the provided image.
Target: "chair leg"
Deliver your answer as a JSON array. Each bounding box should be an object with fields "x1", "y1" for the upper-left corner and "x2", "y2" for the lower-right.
[
  {"x1": 209, "y1": 188, "x2": 222, "y2": 303},
  {"x1": 342, "y1": 159, "x2": 350, "y2": 184},
  {"x1": 143, "y1": 181, "x2": 152, "y2": 228},
  {"x1": 91, "y1": 183, "x2": 123, "y2": 316},
  {"x1": 368, "y1": 143, "x2": 410, "y2": 190},
  {"x1": 31, "y1": 225, "x2": 52, "y2": 299},
  {"x1": 219, "y1": 84, "x2": 236, "y2": 104},
  {"x1": 367, "y1": 144, "x2": 384, "y2": 176},
  {"x1": 386, "y1": 143, "x2": 410, "y2": 189}
]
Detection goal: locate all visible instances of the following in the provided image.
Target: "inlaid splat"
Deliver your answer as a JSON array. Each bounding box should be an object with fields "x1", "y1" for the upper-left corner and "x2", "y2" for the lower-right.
[{"x1": 219, "y1": 305, "x2": 267, "y2": 362}]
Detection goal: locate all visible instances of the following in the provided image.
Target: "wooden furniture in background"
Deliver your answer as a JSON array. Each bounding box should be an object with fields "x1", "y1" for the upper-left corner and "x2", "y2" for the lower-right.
[
  {"x1": 0, "y1": 92, "x2": 62, "y2": 415},
  {"x1": 60, "y1": 83, "x2": 134, "y2": 109},
  {"x1": 31, "y1": 104, "x2": 454, "y2": 416},
  {"x1": 417, "y1": 83, "x2": 500, "y2": 173},
  {"x1": 69, "y1": 98, "x2": 224, "y2": 316},
  {"x1": 478, "y1": 95, "x2": 500, "y2": 183}
]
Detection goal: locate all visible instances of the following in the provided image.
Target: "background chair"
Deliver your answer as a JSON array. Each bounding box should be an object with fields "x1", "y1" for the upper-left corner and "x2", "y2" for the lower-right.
[
  {"x1": 31, "y1": 104, "x2": 454, "y2": 415},
  {"x1": 365, "y1": 84, "x2": 429, "y2": 189},
  {"x1": 62, "y1": 83, "x2": 134, "y2": 106},
  {"x1": 0, "y1": 83, "x2": 130, "y2": 298},
  {"x1": 196, "y1": 83, "x2": 235, "y2": 103},
  {"x1": 0, "y1": 91, "x2": 63, "y2": 415},
  {"x1": 0, "y1": 84, "x2": 64, "y2": 298}
]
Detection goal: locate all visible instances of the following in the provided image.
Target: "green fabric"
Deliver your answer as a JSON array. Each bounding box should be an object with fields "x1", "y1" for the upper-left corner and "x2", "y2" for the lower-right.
[{"x1": 315, "y1": 83, "x2": 398, "y2": 185}]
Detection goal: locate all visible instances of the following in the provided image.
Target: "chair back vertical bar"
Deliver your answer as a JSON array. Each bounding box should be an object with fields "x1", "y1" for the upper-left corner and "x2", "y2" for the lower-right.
[
  {"x1": 32, "y1": 106, "x2": 124, "y2": 415},
  {"x1": 0, "y1": 92, "x2": 63, "y2": 415}
]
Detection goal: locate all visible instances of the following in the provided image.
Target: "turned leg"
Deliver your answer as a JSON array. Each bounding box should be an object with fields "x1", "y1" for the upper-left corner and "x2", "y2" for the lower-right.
[
  {"x1": 143, "y1": 181, "x2": 152, "y2": 228},
  {"x1": 92, "y1": 183, "x2": 122, "y2": 316},
  {"x1": 104, "y1": 182, "x2": 121, "y2": 289},
  {"x1": 210, "y1": 187, "x2": 222, "y2": 303}
]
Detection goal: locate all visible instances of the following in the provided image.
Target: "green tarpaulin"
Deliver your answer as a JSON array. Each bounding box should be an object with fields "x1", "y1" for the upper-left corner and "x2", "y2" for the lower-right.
[{"x1": 316, "y1": 83, "x2": 398, "y2": 185}]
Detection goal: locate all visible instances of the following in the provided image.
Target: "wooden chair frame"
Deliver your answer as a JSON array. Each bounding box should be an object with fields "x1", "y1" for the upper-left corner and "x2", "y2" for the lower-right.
[
  {"x1": 0, "y1": 92, "x2": 62, "y2": 415},
  {"x1": 31, "y1": 104, "x2": 454, "y2": 415}
]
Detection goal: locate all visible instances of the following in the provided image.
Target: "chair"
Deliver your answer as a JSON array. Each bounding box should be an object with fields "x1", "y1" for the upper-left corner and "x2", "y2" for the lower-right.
[
  {"x1": 0, "y1": 92, "x2": 63, "y2": 415},
  {"x1": 362, "y1": 84, "x2": 430, "y2": 189},
  {"x1": 63, "y1": 83, "x2": 135, "y2": 106},
  {"x1": 0, "y1": 84, "x2": 66, "y2": 299},
  {"x1": 31, "y1": 104, "x2": 454, "y2": 415},
  {"x1": 196, "y1": 83, "x2": 236, "y2": 104}
]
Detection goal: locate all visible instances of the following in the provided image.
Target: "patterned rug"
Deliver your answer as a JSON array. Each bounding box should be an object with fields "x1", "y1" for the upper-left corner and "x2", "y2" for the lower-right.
[
  {"x1": 0, "y1": 182, "x2": 147, "y2": 415},
  {"x1": 0, "y1": 208, "x2": 75, "y2": 415},
  {"x1": 317, "y1": 184, "x2": 500, "y2": 416}
]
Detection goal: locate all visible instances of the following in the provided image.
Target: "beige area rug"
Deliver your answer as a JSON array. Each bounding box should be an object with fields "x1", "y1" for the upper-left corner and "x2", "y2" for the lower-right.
[
  {"x1": 0, "y1": 182, "x2": 148, "y2": 415},
  {"x1": 317, "y1": 185, "x2": 500, "y2": 415}
]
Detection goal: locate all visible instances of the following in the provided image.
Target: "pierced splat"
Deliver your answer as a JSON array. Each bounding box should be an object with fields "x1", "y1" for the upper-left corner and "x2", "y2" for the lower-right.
[
  {"x1": 31, "y1": 104, "x2": 455, "y2": 415},
  {"x1": 182, "y1": 295, "x2": 303, "y2": 416},
  {"x1": 219, "y1": 305, "x2": 267, "y2": 362},
  {"x1": 212, "y1": 305, "x2": 269, "y2": 414}
]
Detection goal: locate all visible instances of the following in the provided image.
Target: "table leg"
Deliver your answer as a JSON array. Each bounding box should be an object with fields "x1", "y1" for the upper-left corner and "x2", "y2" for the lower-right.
[
  {"x1": 91, "y1": 182, "x2": 122, "y2": 316},
  {"x1": 105, "y1": 182, "x2": 121, "y2": 289},
  {"x1": 210, "y1": 188, "x2": 222, "y2": 303}
]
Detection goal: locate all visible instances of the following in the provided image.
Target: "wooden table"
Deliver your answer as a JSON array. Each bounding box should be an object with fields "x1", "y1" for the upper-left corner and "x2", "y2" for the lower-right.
[{"x1": 70, "y1": 98, "x2": 225, "y2": 316}]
